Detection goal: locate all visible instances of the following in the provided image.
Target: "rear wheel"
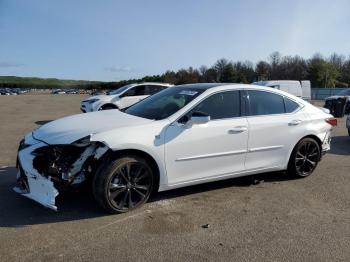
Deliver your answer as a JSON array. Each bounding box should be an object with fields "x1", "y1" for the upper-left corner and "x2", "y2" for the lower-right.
[
  {"x1": 287, "y1": 138, "x2": 321, "y2": 178},
  {"x1": 93, "y1": 156, "x2": 154, "y2": 213}
]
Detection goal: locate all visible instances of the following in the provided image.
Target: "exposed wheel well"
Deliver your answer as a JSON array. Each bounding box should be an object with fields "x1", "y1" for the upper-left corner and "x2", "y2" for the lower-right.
[
  {"x1": 104, "y1": 149, "x2": 160, "y2": 192},
  {"x1": 302, "y1": 135, "x2": 322, "y2": 149},
  {"x1": 100, "y1": 103, "x2": 118, "y2": 110}
]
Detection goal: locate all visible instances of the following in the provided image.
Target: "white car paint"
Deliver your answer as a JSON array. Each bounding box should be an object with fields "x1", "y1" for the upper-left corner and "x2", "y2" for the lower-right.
[
  {"x1": 16, "y1": 84, "x2": 334, "y2": 210},
  {"x1": 81, "y1": 82, "x2": 172, "y2": 112}
]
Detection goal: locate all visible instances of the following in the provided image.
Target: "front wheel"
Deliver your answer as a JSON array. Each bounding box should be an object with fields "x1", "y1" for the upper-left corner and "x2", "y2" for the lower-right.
[
  {"x1": 287, "y1": 138, "x2": 321, "y2": 178},
  {"x1": 93, "y1": 156, "x2": 154, "y2": 214}
]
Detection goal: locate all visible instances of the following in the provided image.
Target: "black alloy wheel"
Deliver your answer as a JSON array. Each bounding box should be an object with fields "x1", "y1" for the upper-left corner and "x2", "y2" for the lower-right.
[
  {"x1": 93, "y1": 156, "x2": 154, "y2": 213},
  {"x1": 288, "y1": 138, "x2": 321, "y2": 178}
]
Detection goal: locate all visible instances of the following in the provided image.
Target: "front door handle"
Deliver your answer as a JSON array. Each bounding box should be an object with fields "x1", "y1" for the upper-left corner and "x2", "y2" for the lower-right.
[
  {"x1": 228, "y1": 126, "x2": 248, "y2": 134},
  {"x1": 288, "y1": 120, "x2": 302, "y2": 126}
]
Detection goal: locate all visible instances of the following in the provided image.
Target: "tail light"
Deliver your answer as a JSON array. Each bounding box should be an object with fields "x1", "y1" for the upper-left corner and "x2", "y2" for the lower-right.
[{"x1": 325, "y1": 118, "x2": 337, "y2": 126}]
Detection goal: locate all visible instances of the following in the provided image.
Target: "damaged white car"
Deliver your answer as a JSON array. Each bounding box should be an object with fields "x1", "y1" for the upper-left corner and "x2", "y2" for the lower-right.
[{"x1": 15, "y1": 83, "x2": 336, "y2": 213}]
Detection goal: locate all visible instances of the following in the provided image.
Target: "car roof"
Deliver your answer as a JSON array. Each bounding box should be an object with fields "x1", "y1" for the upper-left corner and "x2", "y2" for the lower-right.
[
  {"x1": 130, "y1": 82, "x2": 173, "y2": 86},
  {"x1": 173, "y1": 83, "x2": 233, "y2": 90},
  {"x1": 173, "y1": 83, "x2": 307, "y2": 103}
]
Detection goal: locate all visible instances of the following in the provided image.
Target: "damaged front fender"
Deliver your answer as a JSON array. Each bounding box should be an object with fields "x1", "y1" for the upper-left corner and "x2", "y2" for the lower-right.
[{"x1": 14, "y1": 136, "x2": 109, "y2": 211}]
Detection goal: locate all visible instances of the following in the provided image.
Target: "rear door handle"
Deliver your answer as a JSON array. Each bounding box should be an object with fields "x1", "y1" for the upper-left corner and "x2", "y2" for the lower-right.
[
  {"x1": 288, "y1": 120, "x2": 302, "y2": 126},
  {"x1": 228, "y1": 126, "x2": 248, "y2": 134}
]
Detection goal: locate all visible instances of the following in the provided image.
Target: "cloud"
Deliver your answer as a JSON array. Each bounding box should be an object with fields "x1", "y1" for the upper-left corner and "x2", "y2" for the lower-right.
[
  {"x1": 105, "y1": 65, "x2": 132, "y2": 73},
  {"x1": 0, "y1": 62, "x2": 23, "y2": 68}
]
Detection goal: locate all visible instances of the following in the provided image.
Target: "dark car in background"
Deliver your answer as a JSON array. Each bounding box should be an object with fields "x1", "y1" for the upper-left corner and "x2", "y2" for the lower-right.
[{"x1": 324, "y1": 89, "x2": 350, "y2": 117}]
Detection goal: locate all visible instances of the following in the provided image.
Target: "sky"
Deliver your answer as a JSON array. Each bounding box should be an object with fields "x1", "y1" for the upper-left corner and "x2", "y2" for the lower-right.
[{"x1": 0, "y1": 0, "x2": 349, "y2": 81}]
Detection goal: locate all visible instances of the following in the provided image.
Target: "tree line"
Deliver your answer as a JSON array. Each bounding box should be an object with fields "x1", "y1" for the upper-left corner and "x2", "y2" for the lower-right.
[
  {"x1": 155, "y1": 52, "x2": 350, "y2": 88},
  {"x1": 1, "y1": 52, "x2": 350, "y2": 90}
]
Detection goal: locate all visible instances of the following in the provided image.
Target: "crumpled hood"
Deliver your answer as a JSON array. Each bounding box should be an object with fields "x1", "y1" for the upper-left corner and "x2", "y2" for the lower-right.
[{"x1": 33, "y1": 110, "x2": 152, "y2": 145}]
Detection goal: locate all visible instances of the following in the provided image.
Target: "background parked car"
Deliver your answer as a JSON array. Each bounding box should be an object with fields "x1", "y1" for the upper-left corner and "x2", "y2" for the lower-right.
[
  {"x1": 51, "y1": 89, "x2": 66, "y2": 94},
  {"x1": 324, "y1": 89, "x2": 350, "y2": 117},
  {"x1": 0, "y1": 88, "x2": 18, "y2": 95},
  {"x1": 81, "y1": 82, "x2": 173, "y2": 112}
]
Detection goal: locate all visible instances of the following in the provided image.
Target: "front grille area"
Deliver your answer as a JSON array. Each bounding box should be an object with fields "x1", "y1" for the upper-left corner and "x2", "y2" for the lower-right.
[{"x1": 32, "y1": 145, "x2": 86, "y2": 178}]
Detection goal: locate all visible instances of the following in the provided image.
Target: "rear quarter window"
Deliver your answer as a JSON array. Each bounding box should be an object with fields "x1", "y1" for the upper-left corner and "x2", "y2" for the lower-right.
[{"x1": 284, "y1": 97, "x2": 299, "y2": 113}]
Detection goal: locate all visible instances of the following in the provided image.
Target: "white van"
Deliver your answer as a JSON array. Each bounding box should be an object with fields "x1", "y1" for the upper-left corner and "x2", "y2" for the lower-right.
[{"x1": 252, "y1": 80, "x2": 311, "y2": 101}]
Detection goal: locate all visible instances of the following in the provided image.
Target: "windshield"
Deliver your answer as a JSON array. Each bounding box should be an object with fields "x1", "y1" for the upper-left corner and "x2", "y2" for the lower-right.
[
  {"x1": 107, "y1": 84, "x2": 133, "y2": 95},
  {"x1": 125, "y1": 86, "x2": 205, "y2": 120},
  {"x1": 337, "y1": 89, "x2": 350, "y2": 96}
]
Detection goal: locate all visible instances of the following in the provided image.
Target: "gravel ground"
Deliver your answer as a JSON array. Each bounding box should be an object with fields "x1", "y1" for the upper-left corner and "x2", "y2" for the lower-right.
[{"x1": 0, "y1": 95, "x2": 349, "y2": 262}]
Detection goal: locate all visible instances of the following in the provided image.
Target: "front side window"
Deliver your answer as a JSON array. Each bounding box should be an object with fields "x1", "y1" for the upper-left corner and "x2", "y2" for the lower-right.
[
  {"x1": 247, "y1": 90, "x2": 285, "y2": 116},
  {"x1": 107, "y1": 84, "x2": 132, "y2": 95},
  {"x1": 188, "y1": 91, "x2": 240, "y2": 120},
  {"x1": 124, "y1": 85, "x2": 146, "y2": 96}
]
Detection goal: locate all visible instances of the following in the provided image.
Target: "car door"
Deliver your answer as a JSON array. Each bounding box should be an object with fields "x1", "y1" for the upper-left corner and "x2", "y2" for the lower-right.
[
  {"x1": 244, "y1": 90, "x2": 306, "y2": 170},
  {"x1": 164, "y1": 90, "x2": 249, "y2": 185},
  {"x1": 119, "y1": 85, "x2": 149, "y2": 108}
]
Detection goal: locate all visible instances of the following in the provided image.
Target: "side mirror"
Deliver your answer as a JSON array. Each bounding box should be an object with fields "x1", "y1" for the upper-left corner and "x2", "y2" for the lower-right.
[{"x1": 187, "y1": 111, "x2": 210, "y2": 126}]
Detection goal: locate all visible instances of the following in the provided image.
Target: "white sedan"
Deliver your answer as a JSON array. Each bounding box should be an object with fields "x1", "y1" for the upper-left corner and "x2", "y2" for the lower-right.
[
  {"x1": 15, "y1": 83, "x2": 336, "y2": 213},
  {"x1": 80, "y1": 82, "x2": 172, "y2": 112}
]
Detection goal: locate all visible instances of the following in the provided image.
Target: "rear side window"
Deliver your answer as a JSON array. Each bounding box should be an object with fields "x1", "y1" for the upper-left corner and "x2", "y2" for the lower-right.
[
  {"x1": 190, "y1": 91, "x2": 240, "y2": 120},
  {"x1": 247, "y1": 90, "x2": 285, "y2": 116},
  {"x1": 284, "y1": 97, "x2": 299, "y2": 113}
]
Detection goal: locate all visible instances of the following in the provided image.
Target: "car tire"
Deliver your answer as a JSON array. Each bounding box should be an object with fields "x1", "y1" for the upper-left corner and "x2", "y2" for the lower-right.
[
  {"x1": 287, "y1": 137, "x2": 321, "y2": 178},
  {"x1": 348, "y1": 129, "x2": 350, "y2": 136},
  {"x1": 93, "y1": 155, "x2": 154, "y2": 214}
]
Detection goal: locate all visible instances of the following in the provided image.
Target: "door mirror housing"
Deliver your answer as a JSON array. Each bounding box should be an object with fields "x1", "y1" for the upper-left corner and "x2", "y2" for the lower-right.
[{"x1": 187, "y1": 111, "x2": 210, "y2": 126}]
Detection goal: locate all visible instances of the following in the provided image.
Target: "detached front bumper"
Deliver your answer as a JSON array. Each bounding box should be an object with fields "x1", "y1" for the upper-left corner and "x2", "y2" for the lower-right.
[{"x1": 14, "y1": 140, "x2": 59, "y2": 211}]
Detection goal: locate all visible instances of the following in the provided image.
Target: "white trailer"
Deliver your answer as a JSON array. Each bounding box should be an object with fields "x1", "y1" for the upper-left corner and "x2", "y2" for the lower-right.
[{"x1": 252, "y1": 80, "x2": 311, "y2": 101}]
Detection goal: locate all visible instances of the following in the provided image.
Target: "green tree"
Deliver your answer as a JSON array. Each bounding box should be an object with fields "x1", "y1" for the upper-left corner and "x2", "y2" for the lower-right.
[
  {"x1": 221, "y1": 63, "x2": 236, "y2": 82},
  {"x1": 255, "y1": 61, "x2": 270, "y2": 81},
  {"x1": 316, "y1": 61, "x2": 339, "y2": 88}
]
